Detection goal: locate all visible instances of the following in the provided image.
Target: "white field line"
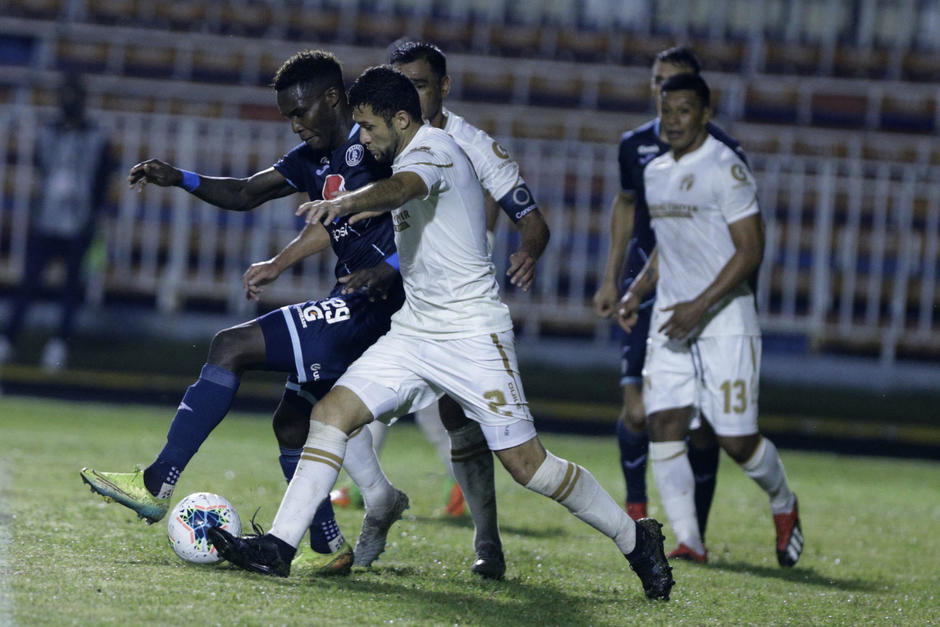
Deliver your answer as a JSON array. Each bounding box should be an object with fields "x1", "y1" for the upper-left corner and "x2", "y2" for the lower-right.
[{"x1": 0, "y1": 461, "x2": 11, "y2": 626}]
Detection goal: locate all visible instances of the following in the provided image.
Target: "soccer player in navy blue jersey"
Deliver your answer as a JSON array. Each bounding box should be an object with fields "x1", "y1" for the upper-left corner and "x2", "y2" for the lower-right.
[
  {"x1": 81, "y1": 50, "x2": 408, "y2": 575},
  {"x1": 593, "y1": 47, "x2": 748, "y2": 562}
]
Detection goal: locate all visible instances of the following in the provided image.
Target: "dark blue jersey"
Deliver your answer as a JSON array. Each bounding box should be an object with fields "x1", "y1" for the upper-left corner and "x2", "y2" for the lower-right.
[
  {"x1": 274, "y1": 126, "x2": 396, "y2": 283},
  {"x1": 618, "y1": 119, "x2": 748, "y2": 260}
]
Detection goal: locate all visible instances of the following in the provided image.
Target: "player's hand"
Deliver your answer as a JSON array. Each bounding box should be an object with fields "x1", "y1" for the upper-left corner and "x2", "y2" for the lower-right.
[
  {"x1": 658, "y1": 299, "x2": 708, "y2": 340},
  {"x1": 348, "y1": 210, "x2": 385, "y2": 225},
  {"x1": 296, "y1": 198, "x2": 344, "y2": 225},
  {"x1": 593, "y1": 281, "x2": 620, "y2": 318},
  {"x1": 338, "y1": 262, "x2": 396, "y2": 301},
  {"x1": 242, "y1": 260, "x2": 281, "y2": 301},
  {"x1": 616, "y1": 291, "x2": 641, "y2": 333},
  {"x1": 128, "y1": 159, "x2": 181, "y2": 190},
  {"x1": 507, "y1": 250, "x2": 536, "y2": 291}
]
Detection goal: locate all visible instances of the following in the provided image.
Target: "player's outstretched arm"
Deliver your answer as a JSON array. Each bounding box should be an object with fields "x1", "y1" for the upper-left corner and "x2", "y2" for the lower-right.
[
  {"x1": 128, "y1": 159, "x2": 295, "y2": 212},
  {"x1": 506, "y1": 210, "x2": 550, "y2": 292},
  {"x1": 594, "y1": 191, "x2": 637, "y2": 318},
  {"x1": 243, "y1": 223, "x2": 331, "y2": 301},
  {"x1": 296, "y1": 172, "x2": 428, "y2": 225},
  {"x1": 617, "y1": 248, "x2": 658, "y2": 333},
  {"x1": 658, "y1": 213, "x2": 764, "y2": 339}
]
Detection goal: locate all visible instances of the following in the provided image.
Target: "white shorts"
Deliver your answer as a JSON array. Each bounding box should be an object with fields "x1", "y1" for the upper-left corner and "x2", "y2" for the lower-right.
[
  {"x1": 336, "y1": 328, "x2": 537, "y2": 451},
  {"x1": 643, "y1": 334, "x2": 761, "y2": 437}
]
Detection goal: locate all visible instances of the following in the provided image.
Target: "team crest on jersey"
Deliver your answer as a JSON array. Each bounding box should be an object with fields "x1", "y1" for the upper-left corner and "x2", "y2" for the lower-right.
[
  {"x1": 731, "y1": 163, "x2": 748, "y2": 182},
  {"x1": 679, "y1": 174, "x2": 695, "y2": 191},
  {"x1": 322, "y1": 173, "x2": 346, "y2": 200},
  {"x1": 345, "y1": 144, "x2": 364, "y2": 166},
  {"x1": 491, "y1": 141, "x2": 510, "y2": 160}
]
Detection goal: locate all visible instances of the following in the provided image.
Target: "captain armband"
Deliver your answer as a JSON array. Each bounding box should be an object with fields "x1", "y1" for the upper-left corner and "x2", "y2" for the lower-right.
[
  {"x1": 179, "y1": 169, "x2": 200, "y2": 192},
  {"x1": 497, "y1": 182, "x2": 538, "y2": 223},
  {"x1": 382, "y1": 252, "x2": 399, "y2": 271}
]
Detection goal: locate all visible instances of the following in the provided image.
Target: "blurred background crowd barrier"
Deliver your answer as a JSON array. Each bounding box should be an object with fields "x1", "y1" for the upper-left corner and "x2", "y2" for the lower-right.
[{"x1": 0, "y1": 0, "x2": 937, "y2": 396}]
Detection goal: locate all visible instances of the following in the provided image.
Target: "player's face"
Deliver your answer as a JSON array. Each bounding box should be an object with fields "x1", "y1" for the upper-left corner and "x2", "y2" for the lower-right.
[
  {"x1": 276, "y1": 83, "x2": 335, "y2": 151},
  {"x1": 660, "y1": 89, "x2": 711, "y2": 158},
  {"x1": 353, "y1": 104, "x2": 399, "y2": 164},
  {"x1": 650, "y1": 61, "x2": 691, "y2": 102},
  {"x1": 393, "y1": 59, "x2": 448, "y2": 125}
]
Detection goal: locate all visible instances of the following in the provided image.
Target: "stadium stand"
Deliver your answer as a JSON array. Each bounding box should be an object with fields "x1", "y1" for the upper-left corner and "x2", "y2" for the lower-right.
[{"x1": 0, "y1": 0, "x2": 937, "y2": 365}]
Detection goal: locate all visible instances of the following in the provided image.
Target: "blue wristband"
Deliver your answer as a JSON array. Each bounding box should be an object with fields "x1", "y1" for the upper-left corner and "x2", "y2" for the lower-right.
[
  {"x1": 383, "y1": 252, "x2": 399, "y2": 271},
  {"x1": 179, "y1": 169, "x2": 200, "y2": 192}
]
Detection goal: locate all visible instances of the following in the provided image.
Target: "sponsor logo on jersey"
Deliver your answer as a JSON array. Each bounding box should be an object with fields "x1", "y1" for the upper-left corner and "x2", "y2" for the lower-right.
[
  {"x1": 492, "y1": 141, "x2": 510, "y2": 159},
  {"x1": 345, "y1": 144, "x2": 364, "y2": 166},
  {"x1": 638, "y1": 144, "x2": 660, "y2": 155},
  {"x1": 322, "y1": 173, "x2": 346, "y2": 200},
  {"x1": 679, "y1": 174, "x2": 695, "y2": 191},
  {"x1": 649, "y1": 202, "x2": 699, "y2": 218},
  {"x1": 393, "y1": 208, "x2": 411, "y2": 232}
]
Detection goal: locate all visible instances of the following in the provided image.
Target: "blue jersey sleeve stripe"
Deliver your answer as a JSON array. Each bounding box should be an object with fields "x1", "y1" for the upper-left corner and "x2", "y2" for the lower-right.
[{"x1": 280, "y1": 306, "x2": 307, "y2": 383}]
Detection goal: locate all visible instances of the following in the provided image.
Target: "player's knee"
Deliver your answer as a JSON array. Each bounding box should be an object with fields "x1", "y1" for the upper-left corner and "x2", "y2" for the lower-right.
[
  {"x1": 496, "y1": 437, "x2": 546, "y2": 485},
  {"x1": 621, "y1": 404, "x2": 647, "y2": 432},
  {"x1": 310, "y1": 385, "x2": 374, "y2": 435},
  {"x1": 720, "y1": 433, "x2": 761, "y2": 464},
  {"x1": 207, "y1": 326, "x2": 254, "y2": 373},
  {"x1": 438, "y1": 395, "x2": 472, "y2": 431},
  {"x1": 272, "y1": 398, "x2": 311, "y2": 448}
]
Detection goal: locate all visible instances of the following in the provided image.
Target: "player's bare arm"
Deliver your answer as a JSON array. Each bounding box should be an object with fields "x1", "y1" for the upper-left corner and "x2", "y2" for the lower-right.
[
  {"x1": 658, "y1": 213, "x2": 764, "y2": 339},
  {"x1": 296, "y1": 171, "x2": 428, "y2": 225},
  {"x1": 506, "y1": 210, "x2": 550, "y2": 292},
  {"x1": 594, "y1": 191, "x2": 637, "y2": 318},
  {"x1": 617, "y1": 248, "x2": 658, "y2": 333},
  {"x1": 129, "y1": 160, "x2": 295, "y2": 212},
  {"x1": 243, "y1": 222, "x2": 331, "y2": 301}
]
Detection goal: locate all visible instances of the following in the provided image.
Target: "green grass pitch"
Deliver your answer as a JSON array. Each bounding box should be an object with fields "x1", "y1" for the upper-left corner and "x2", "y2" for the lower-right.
[{"x1": 1, "y1": 396, "x2": 937, "y2": 625}]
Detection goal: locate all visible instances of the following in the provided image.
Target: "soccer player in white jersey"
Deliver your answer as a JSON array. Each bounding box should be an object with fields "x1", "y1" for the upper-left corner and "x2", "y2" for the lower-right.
[
  {"x1": 208, "y1": 66, "x2": 674, "y2": 600},
  {"x1": 617, "y1": 73, "x2": 803, "y2": 567}
]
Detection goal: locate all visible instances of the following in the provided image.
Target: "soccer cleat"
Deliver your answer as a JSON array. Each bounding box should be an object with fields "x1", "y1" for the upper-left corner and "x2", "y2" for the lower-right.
[
  {"x1": 774, "y1": 496, "x2": 803, "y2": 567},
  {"x1": 292, "y1": 541, "x2": 354, "y2": 576},
  {"x1": 625, "y1": 501, "x2": 647, "y2": 521},
  {"x1": 625, "y1": 518, "x2": 675, "y2": 601},
  {"x1": 470, "y1": 542, "x2": 506, "y2": 580},
  {"x1": 353, "y1": 489, "x2": 410, "y2": 567},
  {"x1": 443, "y1": 480, "x2": 466, "y2": 517},
  {"x1": 207, "y1": 527, "x2": 294, "y2": 578},
  {"x1": 668, "y1": 543, "x2": 708, "y2": 564},
  {"x1": 80, "y1": 467, "x2": 169, "y2": 523},
  {"x1": 330, "y1": 484, "x2": 364, "y2": 509}
]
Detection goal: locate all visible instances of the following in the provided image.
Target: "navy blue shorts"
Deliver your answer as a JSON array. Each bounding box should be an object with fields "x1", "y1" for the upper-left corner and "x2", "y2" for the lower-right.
[
  {"x1": 257, "y1": 284, "x2": 404, "y2": 405},
  {"x1": 616, "y1": 239, "x2": 655, "y2": 385}
]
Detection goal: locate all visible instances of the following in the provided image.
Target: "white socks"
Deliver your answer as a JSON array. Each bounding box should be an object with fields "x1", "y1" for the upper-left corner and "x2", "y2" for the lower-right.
[
  {"x1": 415, "y1": 403, "x2": 456, "y2": 476},
  {"x1": 271, "y1": 421, "x2": 348, "y2": 548},
  {"x1": 525, "y1": 451, "x2": 636, "y2": 555},
  {"x1": 741, "y1": 436, "x2": 795, "y2": 514},
  {"x1": 449, "y1": 422, "x2": 500, "y2": 552},
  {"x1": 343, "y1": 423, "x2": 396, "y2": 515},
  {"x1": 650, "y1": 440, "x2": 703, "y2": 553},
  {"x1": 367, "y1": 420, "x2": 388, "y2": 456}
]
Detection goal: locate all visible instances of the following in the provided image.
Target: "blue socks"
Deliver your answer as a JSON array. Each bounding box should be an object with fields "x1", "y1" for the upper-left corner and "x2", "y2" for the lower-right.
[
  {"x1": 144, "y1": 364, "x2": 240, "y2": 498},
  {"x1": 279, "y1": 445, "x2": 345, "y2": 554},
  {"x1": 688, "y1": 442, "x2": 720, "y2": 541},
  {"x1": 616, "y1": 419, "x2": 649, "y2": 505}
]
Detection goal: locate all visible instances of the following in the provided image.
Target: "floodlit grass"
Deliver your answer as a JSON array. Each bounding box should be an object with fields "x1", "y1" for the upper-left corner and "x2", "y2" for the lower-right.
[{"x1": 1, "y1": 395, "x2": 937, "y2": 626}]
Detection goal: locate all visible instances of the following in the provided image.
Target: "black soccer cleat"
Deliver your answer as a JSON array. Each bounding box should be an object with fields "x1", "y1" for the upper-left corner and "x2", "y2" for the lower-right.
[
  {"x1": 774, "y1": 496, "x2": 803, "y2": 568},
  {"x1": 470, "y1": 542, "x2": 506, "y2": 580},
  {"x1": 625, "y1": 518, "x2": 675, "y2": 601},
  {"x1": 207, "y1": 526, "x2": 294, "y2": 578}
]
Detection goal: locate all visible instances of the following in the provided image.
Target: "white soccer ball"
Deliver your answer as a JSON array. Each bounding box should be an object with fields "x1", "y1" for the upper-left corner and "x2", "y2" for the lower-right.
[{"x1": 166, "y1": 492, "x2": 241, "y2": 564}]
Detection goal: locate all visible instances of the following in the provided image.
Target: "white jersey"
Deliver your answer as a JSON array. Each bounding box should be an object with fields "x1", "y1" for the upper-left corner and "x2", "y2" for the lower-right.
[
  {"x1": 644, "y1": 134, "x2": 761, "y2": 337},
  {"x1": 442, "y1": 108, "x2": 526, "y2": 209},
  {"x1": 389, "y1": 124, "x2": 513, "y2": 338}
]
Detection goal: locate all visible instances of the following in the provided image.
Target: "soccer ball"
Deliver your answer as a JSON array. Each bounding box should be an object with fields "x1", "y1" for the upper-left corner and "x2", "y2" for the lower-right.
[{"x1": 166, "y1": 492, "x2": 241, "y2": 564}]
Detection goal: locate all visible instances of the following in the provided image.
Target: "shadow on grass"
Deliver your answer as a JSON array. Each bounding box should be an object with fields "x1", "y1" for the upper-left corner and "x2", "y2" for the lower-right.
[
  {"x1": 705, "y1": 560, "x2": 881, "y2": 591},
  {"x1": 411, "y1": 514, "x2": 571, "y2": 540}
]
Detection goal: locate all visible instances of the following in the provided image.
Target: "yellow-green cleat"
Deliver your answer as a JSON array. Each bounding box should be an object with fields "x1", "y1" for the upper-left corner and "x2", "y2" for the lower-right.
[
  {"x1": 80, "y1": 467, "x2": 169, "y2": 524},
  {"x1": 292, "y1": 540, "x2": 354, "y2": 576}
]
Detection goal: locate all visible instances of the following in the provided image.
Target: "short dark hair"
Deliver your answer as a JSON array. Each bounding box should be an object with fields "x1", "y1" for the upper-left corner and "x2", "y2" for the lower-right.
[
  {"x1": 388, "y1": 40, "x2": 447, "y2": 79},
  {"x1": 660, "y1": 73, "x2": 711, "y2": 107},
  {"x1": 348, "y1": 65, "x2": 423, "y2": 124},
  {"x1": 655, "y1": 46, "x2": 702, "y2": 74},
  {"x1": 272, "y1": 50, "x2": 344, "y2": 93}
]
